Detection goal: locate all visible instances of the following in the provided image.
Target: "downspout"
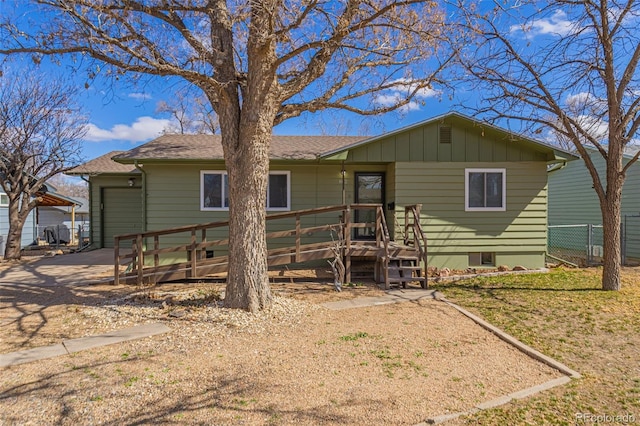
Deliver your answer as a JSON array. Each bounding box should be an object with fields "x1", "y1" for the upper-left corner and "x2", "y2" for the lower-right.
[
  {"x1": 134, "y1": 161, "x2": 147, "y2": 232},
  {"x1": 341, "y1": 161, "x2": 346, "y2": 205},
  {"x1": 80, "y1": 175, "x2": 93, "y2": 250}
]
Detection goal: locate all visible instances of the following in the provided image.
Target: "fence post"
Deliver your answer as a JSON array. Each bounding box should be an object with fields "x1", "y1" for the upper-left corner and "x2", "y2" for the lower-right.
[
  {"x1": 587, "y1": 224, "x2": 592, "y2": 266},
  {"x1": 621, "y1": 219, "x2": 626, "y2": 266}
]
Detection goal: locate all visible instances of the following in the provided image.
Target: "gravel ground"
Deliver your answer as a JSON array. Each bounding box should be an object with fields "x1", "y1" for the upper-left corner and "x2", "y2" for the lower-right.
[{"x1": 1, "y1": 278, "x2": 564, "y2": 425}]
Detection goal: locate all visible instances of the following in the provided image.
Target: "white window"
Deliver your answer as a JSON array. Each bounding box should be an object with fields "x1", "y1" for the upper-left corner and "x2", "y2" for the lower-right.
[
  {"x1": 0, "y1": 193, "x2": 8, "y2": 206},
  {"x1": 266, "y1": 171, "x2": 291, "y2": 211},
  {"x1": 201, "y1": 171, "x2": 229, "y2": 210},
  {"x1": 465, "y1": 168, "x2": 506, "y2": 211},
  {"x1": 200, "y1": 170, "x2": 290, "y2": 211}
]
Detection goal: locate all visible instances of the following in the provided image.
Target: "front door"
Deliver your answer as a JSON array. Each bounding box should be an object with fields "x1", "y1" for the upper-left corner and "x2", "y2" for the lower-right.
[{"x1": 354, "y1": 172, "x2": 385, "y2": 239}]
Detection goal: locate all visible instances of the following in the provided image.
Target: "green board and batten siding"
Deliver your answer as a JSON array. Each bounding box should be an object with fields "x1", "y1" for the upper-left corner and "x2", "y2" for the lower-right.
[{"x1": 344, "y1": 121, "x2": 549, "y2": 163}]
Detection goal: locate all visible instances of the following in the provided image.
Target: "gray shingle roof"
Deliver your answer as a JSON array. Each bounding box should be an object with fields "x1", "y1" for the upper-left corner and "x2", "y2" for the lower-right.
[
  {"x1": 112, "y1": 134, "x2": 366, "y2": 162},
  {"x1": 66, "y1": 151, "x2": 141, "y2": 175}
]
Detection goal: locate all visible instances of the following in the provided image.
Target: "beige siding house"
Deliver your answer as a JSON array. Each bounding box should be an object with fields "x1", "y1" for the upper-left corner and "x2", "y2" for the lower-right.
[{"x1": 68, "y1": 112, "x2": 575, "y2": 271}]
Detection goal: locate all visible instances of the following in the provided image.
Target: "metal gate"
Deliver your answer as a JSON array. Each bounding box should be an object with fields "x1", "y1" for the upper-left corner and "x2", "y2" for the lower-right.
[{"x1": 623, "y1": 214, "x2": 640, "y2": 265}]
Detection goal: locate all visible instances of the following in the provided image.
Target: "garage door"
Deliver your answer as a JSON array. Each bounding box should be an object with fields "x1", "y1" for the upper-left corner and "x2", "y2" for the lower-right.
[{"x1": 102, "y1": 187, "x2": 143, "y2": 248}]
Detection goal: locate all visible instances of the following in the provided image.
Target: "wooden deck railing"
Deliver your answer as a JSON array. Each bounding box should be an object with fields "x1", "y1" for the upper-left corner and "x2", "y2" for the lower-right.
[
  {"x1": 404, "y1": 204, "x2": 428, "y2": 279},
  {"x1": 114, "y1": 204, "x2": 400, "y2": 285}
]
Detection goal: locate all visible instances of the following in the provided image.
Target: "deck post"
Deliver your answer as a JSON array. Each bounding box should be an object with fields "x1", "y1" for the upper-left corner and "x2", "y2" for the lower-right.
[
  {"x1": 114, "y1": 237, "x2": 120, "y2": 286},
  {"x1": 375, "y1": 207, "x2": 381, "y2": 247},
  {"x1": 201, "y1": 229, "x2": 207, "y2": 261},
  {"x1": 154, "y1": 236, "x2": 160, "y2": 267},
  {"x1": 189, "y1": 230, "x2": 197, "y2": 278},
  {"x1": 136, "y1": 234, "x2": 144, "y2": 284},
  {"x1": 295, "y1": 214, "x2": 301, "y2": 262},
  {"x1": 344, "y1": 206, "x2": 351, "y2": 284}
]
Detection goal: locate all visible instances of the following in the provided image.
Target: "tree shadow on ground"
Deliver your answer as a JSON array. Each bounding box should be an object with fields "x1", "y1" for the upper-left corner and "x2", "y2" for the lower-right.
[{"x1": 0, "y1": 354, "x2": 360, "y2": 425}]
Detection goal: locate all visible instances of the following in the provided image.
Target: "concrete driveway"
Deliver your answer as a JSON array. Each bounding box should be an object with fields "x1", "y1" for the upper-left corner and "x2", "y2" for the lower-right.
[{"x1": 0, "y1": 249, "x2": 116, "y2": 286}]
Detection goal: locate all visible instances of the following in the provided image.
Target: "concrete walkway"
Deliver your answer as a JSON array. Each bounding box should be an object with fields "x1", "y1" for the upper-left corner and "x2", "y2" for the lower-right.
[
  {"x1": 0, "y1": 323, "x2": 170, "y2": 368},
  {"x1": 322, "y1": 288, "x2": 435, "y2": 310},
  {"x1": 0, "y1": 249, "x2": 116, "y2": 287}
]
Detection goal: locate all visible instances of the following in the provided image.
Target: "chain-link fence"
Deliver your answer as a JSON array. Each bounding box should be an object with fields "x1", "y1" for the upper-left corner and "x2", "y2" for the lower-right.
[
  {"x1": 548, "y1": 224, "x2": 604, "y2": 267},
  {"x1": 549, "y1": 219, "x2": 640, "y2": 267},
  {"x1": 623, "y1": 215, "x2": 640, "y2": 265}
]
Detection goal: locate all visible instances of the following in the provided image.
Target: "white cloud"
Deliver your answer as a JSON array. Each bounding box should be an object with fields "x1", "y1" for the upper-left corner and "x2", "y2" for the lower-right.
[
  {"x1": 84, "y1": 116, "x2": 171, "y2": 142},
  {"x1": 511, "y1": 10, "x2": 577, "y2": 37},
  {"x1": 373, "y1": 79, "x2": 439, "y2": 112},
  {"x1": 128, "y1": 92, "x2": 153, "y2": 100},
  {"x1": 573, "y1": 114, "x2": 609, "y2": 141},
  {"x1": 565, "y1": 92, "x2": 594, "y2": 109}
]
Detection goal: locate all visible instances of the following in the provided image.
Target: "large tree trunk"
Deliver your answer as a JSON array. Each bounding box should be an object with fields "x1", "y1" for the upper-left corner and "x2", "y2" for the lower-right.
[
  {"x1": 601, "y1": 199, "x2": 622, "y2": 291},
  {"x1": 216, "y1": 89, "x2": 278, "y2": 311},
  {"x1": 223, "y1": 129, "x2": 273, "y2": 311},
  {"x1": 600, "y1": 155, "x2": 624, "y2": 291}
]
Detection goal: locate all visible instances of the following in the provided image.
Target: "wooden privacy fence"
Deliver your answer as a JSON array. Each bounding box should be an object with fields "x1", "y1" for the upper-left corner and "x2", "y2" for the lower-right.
[{"x1": 114, "y1": 203, "x2": 427, "y2": 288}]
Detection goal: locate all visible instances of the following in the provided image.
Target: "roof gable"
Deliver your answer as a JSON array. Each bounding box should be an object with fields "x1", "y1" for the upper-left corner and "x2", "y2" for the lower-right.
[{"x1": 321, "y1": 112, "x2": 577, "y2": 163}]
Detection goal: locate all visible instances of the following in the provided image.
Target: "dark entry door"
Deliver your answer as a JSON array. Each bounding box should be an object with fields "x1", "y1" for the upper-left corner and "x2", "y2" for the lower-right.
[{"x1": 354, "y1": 172, "x2": 385, "y2": 239}]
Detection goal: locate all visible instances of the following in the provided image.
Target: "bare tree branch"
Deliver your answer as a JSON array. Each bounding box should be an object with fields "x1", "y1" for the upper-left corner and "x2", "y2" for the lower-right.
[{"x1": 0, "y1": 66, "x2": 87, "y2": 260}]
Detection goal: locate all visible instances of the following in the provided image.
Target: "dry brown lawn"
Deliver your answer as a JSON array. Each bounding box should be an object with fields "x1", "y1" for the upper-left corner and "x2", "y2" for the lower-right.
[{"x1": 0, "y1": 263, "x2": 566, "y2": 425}]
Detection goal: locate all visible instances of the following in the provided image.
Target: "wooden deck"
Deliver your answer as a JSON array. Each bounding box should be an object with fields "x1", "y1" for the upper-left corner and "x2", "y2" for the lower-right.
[{"x1": 114, "y1": 204, "x2": 427, "y2": 289}]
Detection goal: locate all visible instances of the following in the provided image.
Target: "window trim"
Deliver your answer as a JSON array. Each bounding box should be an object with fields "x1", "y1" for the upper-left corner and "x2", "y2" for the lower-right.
[
  {"x1": 465, "y1": 168, "x2": 506, "y2": 212},
  {"x1": 200, "y1": 170, "x2": 229, "y2": 211},
  {"x1": 200, "y1": 170, "x2": 291, "y2": 212},
  {"x1": 0, "y1": 192, "x2": 8, "y2": 207},
  {"x1": 266, "y1": 170, "x2": 291, "y2": 211}
]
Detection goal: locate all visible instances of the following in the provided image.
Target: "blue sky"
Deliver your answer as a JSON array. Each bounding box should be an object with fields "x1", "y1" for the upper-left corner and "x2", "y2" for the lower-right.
[
  {"x1": 0, "y1": 1, "x2": 588, "y2": 163},
  {"x1": 76, "y1": 76, "x2": 457, "y2": 162}
]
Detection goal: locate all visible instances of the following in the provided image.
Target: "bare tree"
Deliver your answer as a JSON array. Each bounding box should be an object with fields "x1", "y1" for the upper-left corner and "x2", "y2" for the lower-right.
[
  {"x1": 0, "y1": 68, "x2": 87, "y2": 260},
  {"x1": 1, "y1": 0, "x2": 456, "y2": 310},
  {"x1": 456, "y1": 0, "x2": 640, "y2": 291},
  {"x1": 47, "y1": 174, "x2": 89, "y2": 199},
  {"x1": 156, "y1": 88, "x2": 219, "y2": 134}
]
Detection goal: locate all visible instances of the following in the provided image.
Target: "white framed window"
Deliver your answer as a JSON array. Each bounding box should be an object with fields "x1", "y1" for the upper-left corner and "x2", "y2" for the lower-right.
[
  {"x1": 465, "y1": 168, "x2": 506, "y2": 211},
  {"x1": 201, "y1": 171, "x2": 229, "y2": 211},
  {"x1": 200, "y1": 170, "x2": 291, "y2": 211},
  {"x1": 266, "y1": 171, "x2": 291, "y2": 211},
  {"x1": 0, "y1": 193, "x2": 8, "y2": 206}
]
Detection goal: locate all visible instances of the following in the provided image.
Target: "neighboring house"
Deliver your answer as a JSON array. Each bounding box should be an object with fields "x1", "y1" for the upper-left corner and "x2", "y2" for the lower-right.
[
  {"x1": 0, "y1": 185, "x2": 81, "y2": 252},
  {"x1": 548, "y1": 146, "x2": 640, "y2": 259},
  {"x1": 67, "y1": 112, "x2": 576, "y2": 271},
  {"x1": 0, "y1": 191, "x2": 35, "y2": 253},
  {"x1": 38, "y1": 197, "x2": 89, "y2": 244}
]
